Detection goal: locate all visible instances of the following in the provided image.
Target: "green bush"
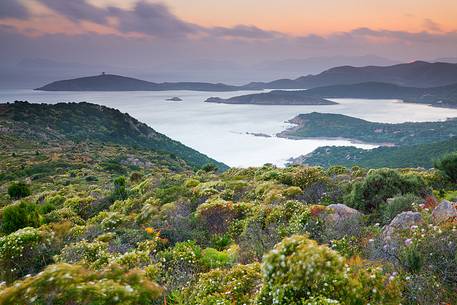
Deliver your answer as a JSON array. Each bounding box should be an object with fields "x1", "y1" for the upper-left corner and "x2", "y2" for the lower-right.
[
  {"x1": 200, "y1": 247, "x2": 235, "y2": 269},
  {"x1": 346, "y1": 169, "x2": 426, "y2": 213},
  {"x1": 112, "y1": 176, "x2": 129, "y2": 201},
  {"x1": 381, "y1": 193, "x2": 421, "y2": 224},
  {"x1": 1, "y1": 202, "x2": 41, "y2": 234},
  {"x1": 434, "y1": 152, "x2": 457, "y2": 183},
  {"x1": 7, "y1": 182, "x2": 31, "y2": 200}
]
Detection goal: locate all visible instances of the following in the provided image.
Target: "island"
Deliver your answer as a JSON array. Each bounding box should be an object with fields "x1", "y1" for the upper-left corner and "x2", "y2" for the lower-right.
[
  {"x1": 205, "y1": 90, "x2": 337, "y2": 105},
  {"x1": 166, "y1": 97, "x2": 183, "y2": 102},
  {"x1": 35, "y1": 74, "x2": 249, "y2": 92},
  {"x1": 207, "y1": 82, "x2": 457, "y2": 108}
]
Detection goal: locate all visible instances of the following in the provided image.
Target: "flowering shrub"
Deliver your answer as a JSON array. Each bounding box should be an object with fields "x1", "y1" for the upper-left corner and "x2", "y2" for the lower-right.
[
  {"x1": 257, "y1": 235, "x2": 401, "y2": 305},
  {"x1": 183, "y1": 263, "x2": 261, "y2": 305},
  {"x1": 0, "y1": 263, "x2": 162, "y2": 305},
  {"x1": 56, "y1": 240, "x2": 111, "y2": 268},
  {"x1": 0, "y1": 227, "x2": 55, "y2": 282},
  {"x1": 399, "y1": 223, "x2": 457, "y2": 303}
]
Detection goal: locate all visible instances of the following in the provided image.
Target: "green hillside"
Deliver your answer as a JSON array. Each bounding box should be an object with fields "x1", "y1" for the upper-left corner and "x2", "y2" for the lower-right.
[{"x1": 0, "y1": 101, "x2": 227, "y2": 171}]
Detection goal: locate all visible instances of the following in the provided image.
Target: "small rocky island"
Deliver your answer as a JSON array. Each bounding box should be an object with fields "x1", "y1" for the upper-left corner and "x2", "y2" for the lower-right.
[
  {"x1": 166, "y1": 97, "x2": 183, "y2": 102},
  {"x1": 205, "y1": 90, "x2": 337, "y2": 105}
]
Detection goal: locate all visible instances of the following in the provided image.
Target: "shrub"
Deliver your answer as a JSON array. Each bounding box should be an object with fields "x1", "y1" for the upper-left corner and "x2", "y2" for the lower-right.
[
  {"x1": 346, "y1": 169, "x2": 426, "y2": 213},
  {"x1": 158, "y1": 241, "x2": 203, "y2": 290},
  {"x1": 434, "y1": 152, "x2": 457, "y2": 183},
  {"x1": 1, "y1": 202, "x2": 41, "y2": 234},
  {"x1": 130, "y1": 172, "x2": 143, "y2": 182},
  {"x1": 381, "y1": 193, "x2": 422, "y2": 224},
  {"x1": 0, "y1": 263, "x2": 163, "y2": 305},
  {"x1": 0, "y1": 227, "x2": 56, "y2": 282},
  {"x1": 184, "y1": 263, "x2": 261, "y2": 305},
  {"x1": 202, "y1": 163, "x2": 219, "y2": 173},
  {"x1": 196, "y1": 199, "x2": 238, "y2": 234},
  {"x1": 56, "y1": 240, "x2": 110, "y2": 268},
  {"x1": 200, "y1": 247, "x2": 236, "y2": 269},
  {"x1": 7, "y1": 182, "x2": 31, "y2": 199},
  {"x1": 279, "y1": 166, "x2": 327, "y2": 189},
  {"x1": 257, "y1": 235, "x2": 401, "y2": 305}
]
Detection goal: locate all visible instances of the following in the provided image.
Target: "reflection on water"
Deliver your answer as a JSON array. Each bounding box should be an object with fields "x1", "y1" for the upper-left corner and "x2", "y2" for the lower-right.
[{"x1": 2, "y1": 89, "x2": 457, "y2": 167}]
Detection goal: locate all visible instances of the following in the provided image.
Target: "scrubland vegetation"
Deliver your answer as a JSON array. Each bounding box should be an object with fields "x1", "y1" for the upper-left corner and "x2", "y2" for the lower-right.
[{"x1": 1, "y1": 101, "x2": 456, "y2": 304}]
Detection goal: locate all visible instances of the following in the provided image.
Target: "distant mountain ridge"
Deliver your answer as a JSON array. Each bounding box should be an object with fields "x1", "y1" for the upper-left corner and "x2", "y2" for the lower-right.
[
  {"x1": 35, "y1": 61, "x2": 457, "y2": 92},
  {"x1": 245, "y1": 61, "x2": 457, "y2": 89}
]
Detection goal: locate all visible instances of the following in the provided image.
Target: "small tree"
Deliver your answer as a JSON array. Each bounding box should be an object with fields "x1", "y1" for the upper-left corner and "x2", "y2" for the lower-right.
[
  {"x1": 112, "y1": 176, "x2": 128, "y2": 201},
  {"x1": 202, "y1": 163, "x2": 218, "y2": 173},
  {"x1": 7, "y1": 182, "x2": 31, "y2": 200},
  {"x1": 434, "y1": 152, "x2": 457, "y2": 183}
]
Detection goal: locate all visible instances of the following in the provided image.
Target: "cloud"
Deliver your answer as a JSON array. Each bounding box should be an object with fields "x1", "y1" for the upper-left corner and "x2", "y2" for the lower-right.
[
  {"x1": 423, "y1": 18, "x2": 441, "y2": 32},
  {"x1": 210, "y1": 25, "x2": 282, "y2": 39},
  {"x1": 5, "y1": 0, "x2": 283, "y2": 39},
  {"x1": 0, "y1": 0, "x2": 30, "y2": 19},
  {"x1": 38, "y1": 0, "x2": 109, "y2": 23},
  {"x1": 109, "y1": 1, "x2": 200, "y2": 37},
  {"x1": 348, "y1": 27, "x2": 457, "y2": 44}
]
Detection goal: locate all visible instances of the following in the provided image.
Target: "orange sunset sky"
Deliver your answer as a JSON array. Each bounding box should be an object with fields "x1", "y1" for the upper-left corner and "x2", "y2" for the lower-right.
[
  {"x1": 166, "y1": 0, "x2": 457, "y2": 34},
  {"x1": 2, "y1": 0, "x2": 456, "y2": 36}
]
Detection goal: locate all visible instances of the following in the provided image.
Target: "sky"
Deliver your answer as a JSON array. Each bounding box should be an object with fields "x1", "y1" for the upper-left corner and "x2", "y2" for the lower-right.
[{"x1": 0, "y1": 0, "x2": 457, "y2": 87}]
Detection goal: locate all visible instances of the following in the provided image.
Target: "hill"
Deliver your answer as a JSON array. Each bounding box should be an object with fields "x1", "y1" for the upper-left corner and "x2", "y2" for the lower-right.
[
  {"x1": 279, "y1": 112, "x2": 457, "y2": 145},
  {"x1": 205, "y1": 90, "x2": 337, "y2": 105},
  {"x1": 0, "y1": 101, "x2": 227, "y2": 171},
  {"x1": 247, "y1": 61, "x2": 457, "y2": 89},
  {"x1": 292, "y1": 138, "x2": 457, "y2": 168},
  {"x1": 35, "y1": 74, "x2": 244, "y2": 92}
]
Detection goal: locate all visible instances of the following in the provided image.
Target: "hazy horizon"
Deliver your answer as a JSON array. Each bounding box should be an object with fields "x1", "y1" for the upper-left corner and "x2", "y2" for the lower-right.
[{"x1": 1, "y1": 0, "x2": 457, "y2": 88}]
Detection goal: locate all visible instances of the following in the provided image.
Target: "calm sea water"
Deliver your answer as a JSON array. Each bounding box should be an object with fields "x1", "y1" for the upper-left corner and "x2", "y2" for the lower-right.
[{"x1": 2, "y1": 89, "x2": 457, "y2": 167}]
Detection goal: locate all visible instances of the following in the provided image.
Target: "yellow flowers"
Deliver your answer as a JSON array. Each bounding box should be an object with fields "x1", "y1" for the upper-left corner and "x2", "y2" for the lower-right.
[{"x1": 144, "y1": 227, "x2": 155, "y2": 235}]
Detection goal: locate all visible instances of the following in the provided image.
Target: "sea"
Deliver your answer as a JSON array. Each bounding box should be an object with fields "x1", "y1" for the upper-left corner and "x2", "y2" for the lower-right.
[{"x1": 2, "y1": 89, "x2": 457, "y2": 167}]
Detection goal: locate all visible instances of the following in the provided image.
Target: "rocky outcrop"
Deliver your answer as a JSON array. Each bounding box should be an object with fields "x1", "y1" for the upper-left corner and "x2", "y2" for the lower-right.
[
  {"x1": 322, "y1": 204, "x2": 364, "y2": 239},
  {"x1": 326, "y1": 204, "x2": 363, "y2": 223},
  {"x1": 431, "y1": 200, "x2": 457, "y2": 224},
  {"x1": 382, "y1": 211, "x2": 423, "y2": 242}
]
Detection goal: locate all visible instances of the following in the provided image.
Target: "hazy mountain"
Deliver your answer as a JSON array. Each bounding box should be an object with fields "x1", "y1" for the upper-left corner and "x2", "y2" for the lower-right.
[
  {"x1": 247, "y1": 61, "x2": 457, "y2": 89},
  {"x1": 35, "y1": 61, "x2": 457, "y2": 93},
  {"x1": 254, "y1": 55, "x2": 399, "y2": 76}
]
